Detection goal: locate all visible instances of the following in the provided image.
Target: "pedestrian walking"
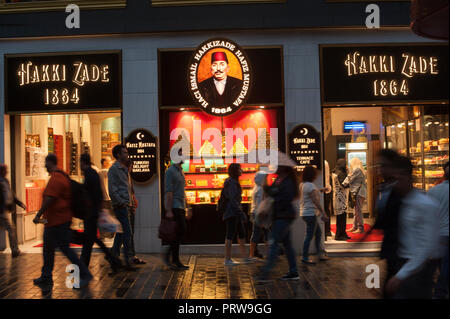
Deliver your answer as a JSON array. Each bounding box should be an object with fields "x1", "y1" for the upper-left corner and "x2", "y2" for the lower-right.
[
  {"x1": 79, "y1": 153, "x2": 122, "y2": 272},
  {"x1": 299, "y1": 166, "x2": 329, "y2": 264},
  {"x1": 248, "y1": 171, "x2": 269, "y2": 261},
  {"x1": 257, "y1": 164, "x2": 300, "y2": 282},
  {"x1": 222, "y1": 163, "x2": 252, "y2": 266},
  {"x1": 32, "y1": 154, "x2": 93, "y2": 288},
  {"x1": 0, "y1": 164, "x2": 26, "y2": 258},
  {"x1": 163, "y1": 148, "x2": 191, "y2": 270},
  {"x1": 427, "y1": 161, "x2": 449, "y2": 299},
  {"x1": 332, "y1": 159, "x2": 351, "y2": 241},
  {"x1": 108, "y1": 144, "x2": 135, "y2": 270},
  {"x1": 127, "y1": 160, "x2": 146, "y2": 265},
  {"x1": 344, "y1": 157, "x2": 367, "y2": 234},
  {"x1": 323, "y1": 160, "x2": 333, "y2": 238},
  {"x1": 374, "y1": 150, "x2": 440, "y2": 299}
]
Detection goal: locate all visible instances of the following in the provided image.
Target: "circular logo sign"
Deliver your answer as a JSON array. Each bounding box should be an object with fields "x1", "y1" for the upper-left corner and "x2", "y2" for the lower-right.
[
  {"x1": 188, "y1": 38, "x2": 252, "y2": 117},
  {"x1": 125, "y1": 129, "x2": 157, "y2": 183}
]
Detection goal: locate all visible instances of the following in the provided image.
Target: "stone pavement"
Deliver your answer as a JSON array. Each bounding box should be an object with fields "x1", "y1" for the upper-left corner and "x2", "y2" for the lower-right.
[{"x1": 0, "y1": 253, "x2": 386, "y2": 299}]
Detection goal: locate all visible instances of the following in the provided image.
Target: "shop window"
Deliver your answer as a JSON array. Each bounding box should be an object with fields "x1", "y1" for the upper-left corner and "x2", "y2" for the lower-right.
[
  {"x1": 151, "y1": 0, "x2": 285, "y2": 7},
  {"x1": 0, "y1": 0, "x2": 126, "y2": 13},
  {"x1": 14, "y1": 112, "x2": 121, "y2": 244},
  {"x1": 322, "y1": 104, "x2": 448, "y2": 241}
]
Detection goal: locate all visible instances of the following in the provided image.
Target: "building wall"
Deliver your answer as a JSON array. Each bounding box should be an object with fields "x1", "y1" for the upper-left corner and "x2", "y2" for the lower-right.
[{"x1": 0, "y1": 29, "x2": 431, "y2": 253}]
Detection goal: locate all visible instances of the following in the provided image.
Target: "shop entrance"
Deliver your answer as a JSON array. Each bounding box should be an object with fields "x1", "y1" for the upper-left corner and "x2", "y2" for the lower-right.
[
  {"x1": 322, "y1": 104, "x2": 449, "y2": 244},
  {"x1": 11, "y1": 112, "x2": 122, "y2": 247}
]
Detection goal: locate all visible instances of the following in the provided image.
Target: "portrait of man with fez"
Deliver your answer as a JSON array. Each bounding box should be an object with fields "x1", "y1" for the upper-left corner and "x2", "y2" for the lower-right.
[{"x1": 198, "y1": 51, "x2": 243, "y2": 108}]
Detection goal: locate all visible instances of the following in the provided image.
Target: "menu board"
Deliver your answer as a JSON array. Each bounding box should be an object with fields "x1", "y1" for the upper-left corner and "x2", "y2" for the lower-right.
[
  {"x1": 125, "y1": 129, "x2": 157, "y2": 183},
  {"x1": 289, "y1": 124, "x2": 321, "y2": 172}
]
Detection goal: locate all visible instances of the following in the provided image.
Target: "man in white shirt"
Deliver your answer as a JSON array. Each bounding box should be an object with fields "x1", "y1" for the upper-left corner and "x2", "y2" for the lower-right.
[
  {"x1": 428, "y1": 161, "x2": 449, "y2": 299},
  {"x1": 375, "y1": 151, "x2": 440, "y2": 299}
]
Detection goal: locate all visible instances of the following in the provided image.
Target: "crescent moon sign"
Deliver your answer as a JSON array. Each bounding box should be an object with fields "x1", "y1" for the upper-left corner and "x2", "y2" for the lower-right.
[
  {"x1": 301, "y1": 128, "x2": 308, "y2": 136},
  {"x1": 137, "y1": 132, "x2": 144, "y2": 140}
]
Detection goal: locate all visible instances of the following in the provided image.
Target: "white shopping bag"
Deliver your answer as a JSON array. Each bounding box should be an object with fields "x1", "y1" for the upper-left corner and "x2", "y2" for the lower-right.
[{"x1": 97, "y1": 209, "x2": 123, "y2": 234}]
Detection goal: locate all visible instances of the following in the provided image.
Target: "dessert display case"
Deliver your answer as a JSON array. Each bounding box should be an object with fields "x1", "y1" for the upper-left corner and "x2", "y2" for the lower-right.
[{"x1": 386, "y1": 106, "x2": 449, "y2": 191}]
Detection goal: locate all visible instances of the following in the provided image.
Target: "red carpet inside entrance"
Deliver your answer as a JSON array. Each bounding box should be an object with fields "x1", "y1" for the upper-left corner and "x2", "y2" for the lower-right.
[
  {"x1": 33, "y1": 243, "x2": 82, "y2": 248},
  {"x1": 330, "y1": 224, "x2": 384, "y2": 242}
]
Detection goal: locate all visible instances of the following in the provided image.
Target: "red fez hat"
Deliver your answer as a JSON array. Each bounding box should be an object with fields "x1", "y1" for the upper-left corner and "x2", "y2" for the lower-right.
[{"x1": 211, "y1": 52, "x2": 228, "y2": 64}]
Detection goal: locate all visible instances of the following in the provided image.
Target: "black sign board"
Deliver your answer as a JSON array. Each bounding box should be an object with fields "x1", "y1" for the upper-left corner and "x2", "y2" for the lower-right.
[
  {"x1": 159, "y1": 47, "x2": 283, "y2": 109},
  {"x1": 5, "y1": 50, "x2": 122, "y2": 114},
  {"x1": 125, "y1": 129, "x2": 157, "y2": 183},
  {"x1": 289, "y1": 124, "x2": 321, "y2": 172},
  {"x1": 320, "y1": 43, "x2": 449, "y2": 105}
]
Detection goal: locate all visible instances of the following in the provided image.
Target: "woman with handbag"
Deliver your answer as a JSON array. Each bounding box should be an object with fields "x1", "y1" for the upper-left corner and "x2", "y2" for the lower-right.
[
  {"x1": 257, "y1": 165, "x2": 300, "y2": 282},
  {"x1": 299, "y1": 166, "x2": 330, "y2": 264},
  {"x1": 344, "y1": 157, "x2": 367, "y2": 234},
  {"x1": 223, "y1": 163, "x2": 252, "y2": 266},
  {"x1": 332, "y1": 159, "x2": 351, "y2": 241}
]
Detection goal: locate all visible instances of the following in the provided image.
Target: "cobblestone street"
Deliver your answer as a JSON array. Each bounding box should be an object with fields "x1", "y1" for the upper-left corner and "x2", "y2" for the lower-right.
[{"x1": 0, "y1": 253, "x2": 386, "y2": 299}]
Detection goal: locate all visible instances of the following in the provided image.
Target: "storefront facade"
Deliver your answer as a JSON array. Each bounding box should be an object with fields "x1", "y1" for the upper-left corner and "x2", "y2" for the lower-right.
[{"x1": 1, "y1": 29, "x2": 445, "y2": 253}]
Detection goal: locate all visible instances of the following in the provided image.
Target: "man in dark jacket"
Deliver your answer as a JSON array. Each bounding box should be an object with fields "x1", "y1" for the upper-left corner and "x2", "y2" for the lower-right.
[{"x1": 79, "y1": 153, "x2": 122, "y2": 272}]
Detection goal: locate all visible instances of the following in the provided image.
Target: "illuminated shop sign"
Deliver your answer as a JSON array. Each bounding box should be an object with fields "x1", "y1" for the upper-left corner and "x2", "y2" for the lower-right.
[
  {"x1": 288, "y1": 124, "x2": 321, "y2": 172},
  {"x1": 187, "y1": 38, "x2": 252, "y2": 116},
  {"x1": 125, "y1": 129, "x2": 157, "y2": 183},
  {"x1": 5, "y1": 51, "x2": 121, "y2": 113},
  {"x1": 320, "y1": 44, "x2": 448, "y2": 105}
]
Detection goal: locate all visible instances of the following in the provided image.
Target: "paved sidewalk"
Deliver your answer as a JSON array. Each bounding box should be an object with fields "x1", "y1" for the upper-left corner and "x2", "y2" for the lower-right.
[{"x1": 0, "y1": 253, "x2": 386, "y2": 299}]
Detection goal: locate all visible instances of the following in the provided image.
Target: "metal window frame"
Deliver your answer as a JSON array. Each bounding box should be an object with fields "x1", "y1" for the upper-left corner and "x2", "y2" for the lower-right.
[
  {"x1": 151, "y1": 0, "x2": 285, "y2": 7},
  {"x1": 0, "y1": 0, "x2": 126, "y2": 14}
]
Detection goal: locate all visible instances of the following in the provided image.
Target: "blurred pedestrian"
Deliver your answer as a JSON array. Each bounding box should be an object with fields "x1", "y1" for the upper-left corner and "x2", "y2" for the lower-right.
[
  {"x1": 163, "y1": 148, "x2": 191, "y2": 270},
  {"x1": 257, "y1": 165, "x2": 300, "y2": 282},
  {"x1": 332, "y1": 159, "x2": 351, "y2": 241},
  {"x1": 108, "y1": 145, "x2": 135, "y2": 270},
  {"x1": 323, "y1": 160, "x2": 333, "y2": 238},
  {"x1": 79, "y1": 153, "x2": 122, "y2": 272},
  {"x1": 428, "y1": 161, "x2": 449, "y2": 299},
  {"x1": 374, "y1": 150, "x2": 440, "y2": 299},
  {"x1": 223, "y1": 163, "x2": 252, "y2": 266},
  {"x1": 249, "y1": 171, "x2": 269, "y2": 261},
  {"x1": 126, "y1": 160, "x2": 146, "y2": 265},
  {"x1": 32, "y1": 154, "x2": 93, "y2": 288},
  {"x1": 0, "y1": 164, "x2": 25, "y2": 258},
  {"x1": 344, "y1": 157, "x2": 367, "y2": 234},
  {"x1": 99, "y1": 156, "x2": 112, "y2": 205},
  {"x1": 300, "y1": 166, "x2": 329, "y2": 264}
]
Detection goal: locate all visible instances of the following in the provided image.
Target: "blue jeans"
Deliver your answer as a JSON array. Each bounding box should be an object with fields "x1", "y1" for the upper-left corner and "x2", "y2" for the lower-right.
[
  {"x1": 302, "y1": 216, "x2": 322, "y2": 260},
  {"x1": 41, "y1": 222, "x2": 91, "y2": 279},
  {"x1": 112, "y1": 206, "x2": 133, "y2": 265},
  {"x1": 434, "y1": 236, "x2": 449, "y2": 298},
  {"x1": 262, "y1": 219, "x2": 298, "y2": 276}
]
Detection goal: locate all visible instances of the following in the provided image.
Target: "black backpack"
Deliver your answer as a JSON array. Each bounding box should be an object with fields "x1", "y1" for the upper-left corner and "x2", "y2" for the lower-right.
[
  {"x1": 216, "y1": 188, "x2": 228, "y2": 215},
  {"x1": 57, "y1": 171, "x2": 91, "y2": 220}
]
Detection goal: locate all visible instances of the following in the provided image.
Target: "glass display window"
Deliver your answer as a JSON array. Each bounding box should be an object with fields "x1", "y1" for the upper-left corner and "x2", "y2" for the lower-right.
[{"x1": 13, "y1": 112, "x2": 122, "y2": 243}]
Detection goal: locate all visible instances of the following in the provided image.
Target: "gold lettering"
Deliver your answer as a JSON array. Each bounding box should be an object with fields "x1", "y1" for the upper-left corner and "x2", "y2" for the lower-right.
[
  {"x1": 91, "y1": 65, "x2": 100, "y2": 81},
  {"x1": 430, "y1": 57, "x2": 438, "y2": 74},
  {"x1": 101, "y1": 65, "x2": 109, "y2": 83},
  {"x1": 41, "y1": 65, "x2": 50, "y2": 82},
  {"x1": 369, "y1": 56, "x2": 378, "y2": 73},
  {"x1": 345, "y1": 52, "x2": 359, "y2": 76}
]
